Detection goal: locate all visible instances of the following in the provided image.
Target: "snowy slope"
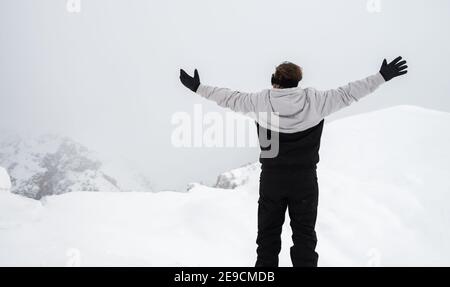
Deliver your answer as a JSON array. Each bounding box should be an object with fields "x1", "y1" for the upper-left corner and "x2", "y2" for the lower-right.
[
  {"x1": 1, "y1": 105, "x2": 449, "y2": 266},
  {"x1": 0, "y1": 134, "x2": 153, "y2": 199},
  {"x1": 0, "y1": 167, "x2": 11, "y2": 192},
  {"x1": 317, "y1": 105, "x2": 450, "y2": 266}
]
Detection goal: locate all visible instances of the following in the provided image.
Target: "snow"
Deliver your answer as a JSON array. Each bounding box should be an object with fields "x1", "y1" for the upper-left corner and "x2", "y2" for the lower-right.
[
  {"x1": 1, "y1": 105, "x2": 450, "y2": 266},
  {"x1": 0, "y1": 166, "x2": 12, "y2": 192},
  {"x1": 0, "y1": 134, "x2": 153, "y2": 199}
]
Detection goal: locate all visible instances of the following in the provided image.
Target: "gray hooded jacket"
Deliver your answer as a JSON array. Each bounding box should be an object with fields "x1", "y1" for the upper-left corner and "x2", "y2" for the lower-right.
[{"x1": 196, "y1": 72, "x2": 385, "y2": 133}]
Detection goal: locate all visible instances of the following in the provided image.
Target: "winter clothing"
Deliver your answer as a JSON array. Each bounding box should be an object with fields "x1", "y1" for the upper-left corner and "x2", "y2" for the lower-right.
[
  {"x1": 180, "y1": 58, "x2": 406, "y2": 266},
  {"x1": 194, "y1": 71, "x2": 385, "y2": 267},
  {"x1": 257, "y1": 120, "x2": 324, "y2": 170},
  {"x1": 256, "y1": 168, "x2": 319, "y2": 267},
  {"x1": 255, "y1": 119, "x2": 324, "y2": 266},
  {"x1": 180, "y1": 69, "x2": 201, "y2": 92},
  {"x1": 196, "y1": 73, "x2": 385, "y2": 133},
  {"x1": 379, "y1": 56, "x2": 408, "y2": 81}
]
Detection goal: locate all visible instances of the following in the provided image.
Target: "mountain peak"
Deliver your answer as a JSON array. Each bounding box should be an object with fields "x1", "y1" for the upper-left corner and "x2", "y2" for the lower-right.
[{"x1": 0, "y1": 133, "x2": 153, "y2": 199}]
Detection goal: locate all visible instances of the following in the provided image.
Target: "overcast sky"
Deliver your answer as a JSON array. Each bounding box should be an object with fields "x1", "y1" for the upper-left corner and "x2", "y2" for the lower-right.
[{"x1": 1, "y1": 0, "x2": 449, "y2": 191}]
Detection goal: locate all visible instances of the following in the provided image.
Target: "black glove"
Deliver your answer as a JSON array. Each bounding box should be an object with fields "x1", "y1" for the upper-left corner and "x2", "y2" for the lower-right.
[
  {"x1": 180, "y1": 69, "x2": 200, "y2": 92},
  {"x1": 379, "y1": 56, "x2": 408, "y2": 81}
]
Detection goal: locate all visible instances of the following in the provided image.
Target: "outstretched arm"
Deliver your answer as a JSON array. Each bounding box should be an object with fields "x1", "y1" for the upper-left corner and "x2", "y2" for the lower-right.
[
  {"x1": 179, "y1": 69, "x2": 263, "y2": 114},
  {"x1": 309, "y1": 56, "x2": 408, "y2": 118}
]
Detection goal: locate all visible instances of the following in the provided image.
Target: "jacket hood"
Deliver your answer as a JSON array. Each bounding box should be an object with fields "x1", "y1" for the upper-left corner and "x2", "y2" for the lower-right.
[{"x1": 268, "y1": 87, "x2": 308, "y2": 117}]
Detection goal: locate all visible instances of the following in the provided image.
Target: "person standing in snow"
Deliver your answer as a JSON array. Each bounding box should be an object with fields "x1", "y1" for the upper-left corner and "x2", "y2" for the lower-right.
[{"x1": 179, "y1": 57, "x2": 408, "y2": 267}]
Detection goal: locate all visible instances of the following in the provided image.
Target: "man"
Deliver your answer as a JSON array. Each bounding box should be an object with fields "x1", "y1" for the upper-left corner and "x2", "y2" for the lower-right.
[{"x1": 179, "y1": 57, "x2": 408, "y2": 267}]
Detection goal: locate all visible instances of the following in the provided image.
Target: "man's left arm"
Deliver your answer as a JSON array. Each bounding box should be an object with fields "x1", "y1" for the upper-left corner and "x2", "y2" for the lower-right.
[
  {"x1": 196, "y1": 84, "x2": 265, "y2": 113},
  {"x1": 180, "y1": 69, "x2": 264, "y2": 114}
]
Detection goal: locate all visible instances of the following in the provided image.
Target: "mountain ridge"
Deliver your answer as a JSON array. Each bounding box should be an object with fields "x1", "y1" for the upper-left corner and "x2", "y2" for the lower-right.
[{"x1": 0, "y1": 133, "x2": 153, "y2": 199}]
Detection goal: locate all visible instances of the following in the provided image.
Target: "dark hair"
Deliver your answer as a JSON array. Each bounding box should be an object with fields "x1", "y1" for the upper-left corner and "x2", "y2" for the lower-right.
[{"x1": 271, "y1": 62, "x2": 303, "y2": 88}]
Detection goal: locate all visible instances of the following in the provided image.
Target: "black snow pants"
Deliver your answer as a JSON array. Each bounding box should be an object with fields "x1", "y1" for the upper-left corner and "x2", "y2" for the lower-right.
[{"x1": 255, "y1": 168, "x2": 319, "y2": 267}]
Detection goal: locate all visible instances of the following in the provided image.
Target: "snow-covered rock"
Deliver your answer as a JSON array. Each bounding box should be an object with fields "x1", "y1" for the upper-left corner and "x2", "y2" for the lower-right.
[
  {"x1": 0, "y1": 106, "x2": 449, "y2": 266},
  {"x1": 215, "y1": 162, "x2": 260, "y2": 189},
  {"x1": 0, "y1": 166, "x2": 12, "y2": 192},
  {"x1": 0, "y1": 134, "x2": 153, "y2": 199}
]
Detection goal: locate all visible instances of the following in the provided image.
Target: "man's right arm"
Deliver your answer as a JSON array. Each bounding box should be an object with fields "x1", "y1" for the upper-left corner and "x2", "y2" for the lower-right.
[
  {"x1": 308, "y1": 57, "x2": 408, "y2": 118},
  {"x1": 307, "y1": 72, "x2": 386, "y2": 118}
]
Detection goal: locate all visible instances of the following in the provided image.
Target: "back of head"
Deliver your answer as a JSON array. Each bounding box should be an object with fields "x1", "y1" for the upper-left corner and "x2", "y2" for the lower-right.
[{"x1": 271, "y1": 62, "x2": 303, "y2": 89}]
